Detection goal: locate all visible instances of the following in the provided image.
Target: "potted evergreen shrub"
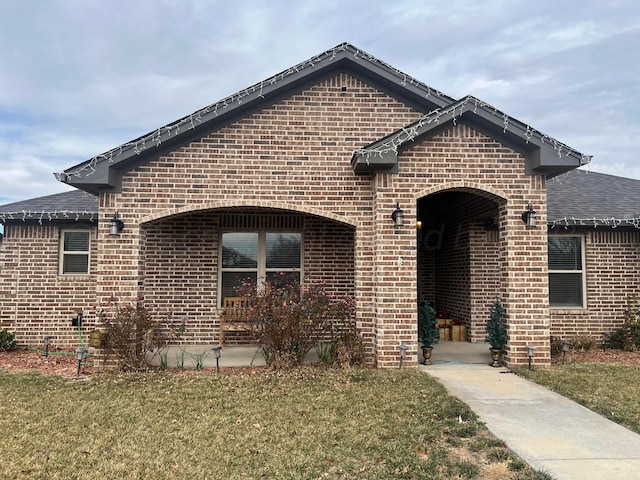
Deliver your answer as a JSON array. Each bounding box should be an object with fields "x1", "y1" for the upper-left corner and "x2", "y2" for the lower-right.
[
  {"x1": 418, "y1": 301, "x2": 438, "y2": 365},
  {"x1": 486, "y1": 298, "x2": 507, "y2": 367}
]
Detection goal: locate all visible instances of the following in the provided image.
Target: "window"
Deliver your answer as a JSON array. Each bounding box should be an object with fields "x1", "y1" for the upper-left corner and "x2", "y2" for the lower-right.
[
  {"x1": 220, "y1": 232, "x2": 302, "y2": 305},
  {"x1": 548, "y1": 235, "x2": 585, "y2": 308},
  {"x1": 60, "y1": 230, "x2": 91, "y2": 274}
]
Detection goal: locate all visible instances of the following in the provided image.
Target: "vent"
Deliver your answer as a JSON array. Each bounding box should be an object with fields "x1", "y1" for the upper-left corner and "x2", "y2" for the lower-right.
[{"x1": 219, "y1": 212, "x2": 304, "y2": 230}]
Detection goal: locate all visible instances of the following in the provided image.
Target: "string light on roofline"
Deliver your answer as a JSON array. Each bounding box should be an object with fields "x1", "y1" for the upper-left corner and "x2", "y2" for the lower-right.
[
  {"x1": 53, "y1": 44, "x2": 450, "y2": 183},
  {"x1": 548, "y1": 217, "x2": 640, "y2": 229}
]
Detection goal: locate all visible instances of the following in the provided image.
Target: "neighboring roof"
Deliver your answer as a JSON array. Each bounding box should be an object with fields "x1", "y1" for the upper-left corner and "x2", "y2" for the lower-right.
[
  {"x1": 57, "y1": 42, "x2": 454, "y2": 195},
  {"x1": 351, "y1": 96, "x2": 591, "y2": 177},
  {"x1": 547, "y1": 169, "x2": 640, "y2": 229},
  {"x1": 0, "y1": 190, "x2": 98, "y2": 224}
]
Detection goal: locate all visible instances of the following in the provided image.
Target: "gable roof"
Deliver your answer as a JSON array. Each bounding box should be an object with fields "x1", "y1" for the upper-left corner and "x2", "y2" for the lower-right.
[
  {"x1": 547, "y1": 169, "x2": 640, "y2": 229},
  {"x1": 0, "y1": 190, "x2": 98, "y2": 224},
  {"x1": 56, "y1": 43, "x2": 454, "y2": 195},
  {"x1": 351, "y1": 96, "x2": 591, "y2": 177},
  {"x1": 56, "y1": 42, "x2": 589, "y2": 195}
]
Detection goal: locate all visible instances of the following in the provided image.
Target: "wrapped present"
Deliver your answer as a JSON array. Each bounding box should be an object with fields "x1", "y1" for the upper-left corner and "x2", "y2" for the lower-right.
[
  {"x1": 439, "y1": 326, "x2": 451, "y2": 341},
  {"x1": 451, "y1": 325, "x2": 467, "y2": 342}
]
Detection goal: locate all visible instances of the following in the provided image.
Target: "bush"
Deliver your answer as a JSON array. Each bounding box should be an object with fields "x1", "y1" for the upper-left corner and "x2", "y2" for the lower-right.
[
  {"x1": 236, "y1": 275, "x2": 357, "y2": 369},
  {"x1": 0, "y1": 328, "x2": 16, "y2": 351},
  {"x1": 569, "y1": 335, "x2": 595, "y2": 351},
  {"x1": 99, "y1": 296, "x2": 184, "y2": 371},
  {"x1": 550, "y1": 336, "x2": 563, "y2": 358}
]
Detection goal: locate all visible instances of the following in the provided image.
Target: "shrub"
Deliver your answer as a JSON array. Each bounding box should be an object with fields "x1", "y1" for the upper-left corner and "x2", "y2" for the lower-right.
[
  {"x1": 99, "y1": 296, "x2": 184, "y2": 371},
  {"x1": 569, "y1": 335, "x2": 595, "y2": 351},
  {"x1": 0, "y1": 328, "x2": 16, "y2": 351},
  {"x1": 549, "y1": 336, "x2": 563, "y2": 358},
  {"x1": 236, "y1": 275, "x2": 357, "y2": 369},
  {"x1": 486, "y1": 299, "x2": 507, "y2": 350}
]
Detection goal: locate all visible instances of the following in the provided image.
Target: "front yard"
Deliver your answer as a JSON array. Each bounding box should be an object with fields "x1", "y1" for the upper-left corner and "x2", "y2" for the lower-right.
[
  {"x1": 518, "y1": 349, "x2": 640, "y2": 434},
  {"x1": 0, "y1": 359, "x2": 551, "y2": 480}
]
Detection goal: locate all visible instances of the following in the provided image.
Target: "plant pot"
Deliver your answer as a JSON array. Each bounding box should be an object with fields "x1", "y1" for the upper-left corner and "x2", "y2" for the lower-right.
[
  {"x1": 489, "y1": 348, "x2": 502, "y2": 367},
  {"x1": 421, "y1": 345, "x2": 433, "y2": 365}
]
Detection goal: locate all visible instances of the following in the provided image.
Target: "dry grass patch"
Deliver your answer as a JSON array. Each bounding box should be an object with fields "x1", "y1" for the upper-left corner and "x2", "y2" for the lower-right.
[
  {"x1": 519, "y1": 362, "x2": 640, "y2": 434},
  {"x1": 1, "y1": 367, "x2": 551, "y2": 479}
]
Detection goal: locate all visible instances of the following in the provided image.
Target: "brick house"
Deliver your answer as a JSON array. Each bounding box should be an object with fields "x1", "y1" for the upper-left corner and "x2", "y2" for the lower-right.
[{"x1": 1, "y1": 43, "x2": 638, "y2": 368}]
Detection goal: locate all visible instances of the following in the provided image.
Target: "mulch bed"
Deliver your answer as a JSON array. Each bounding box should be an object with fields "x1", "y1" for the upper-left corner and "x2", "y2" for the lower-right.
[{"x1": 2, "y1": 346, "x2": 640, "y2": 378}]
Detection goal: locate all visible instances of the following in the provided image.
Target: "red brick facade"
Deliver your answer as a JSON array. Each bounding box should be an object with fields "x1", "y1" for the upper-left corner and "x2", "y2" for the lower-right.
[{"x1": 0, "y1": 69, "x2": 631, "y2": 368}]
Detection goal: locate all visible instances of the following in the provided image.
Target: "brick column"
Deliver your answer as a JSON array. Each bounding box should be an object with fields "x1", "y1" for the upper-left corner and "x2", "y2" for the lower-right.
[
  {"x1": 372, "y1": 174, "x2": 418, "y2": 368},
  {"x1": 500, "y1": 196, "x2": 551, "y2": 368}
]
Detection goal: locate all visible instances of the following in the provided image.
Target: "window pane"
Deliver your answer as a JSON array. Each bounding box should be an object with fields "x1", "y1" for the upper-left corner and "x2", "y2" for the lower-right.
[
  {"x1": 63, "y1": 254, "x2": 89, "y2": 274},
  {"x1": 64, "y1": 231, "x2": 90, "y2": 252},
  {"x1": 266, "y1": 271, "x2": 301, "y2": 289},
  {"x1": 266, "y1": 233, "x2": 301, "y2": 269},
  {"x1": 549, "y1": 273, "x2": 582, "y2": 306},
  {"x1": 222, "y1": 233, "x2": 258, "y2": 268},
  {"x1": 548, "y1": 237, "x2": 581, "y2": 271},
  {"x1": 221, "y1": 272, "x2": 257, "y2": 303}
]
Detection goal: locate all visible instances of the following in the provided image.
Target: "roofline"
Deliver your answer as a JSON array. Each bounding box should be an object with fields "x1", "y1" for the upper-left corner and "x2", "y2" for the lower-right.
[
  {"x1": 57, "y1": 43, "x2": 454, "y2": 195},
  {"x1": 351, "y1": 96, "x2": 592, "y2": 178}
]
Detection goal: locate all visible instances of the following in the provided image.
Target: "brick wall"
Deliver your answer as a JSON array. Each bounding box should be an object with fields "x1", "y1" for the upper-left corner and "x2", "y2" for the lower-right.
[
  {"x1": 550, "y1": 229, "x2": 640, "y2": 339},
  {"x1": 0, "y1": 223, "x2": 97, "y2": 347}
]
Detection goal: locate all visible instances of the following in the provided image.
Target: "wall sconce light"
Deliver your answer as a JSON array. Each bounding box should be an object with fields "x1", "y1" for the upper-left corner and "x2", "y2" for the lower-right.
[
  {"x1": 211, "y1": 345, "x2": 222, "y2": 373},
  {"x1": 109, "y1": 212, "x2": 125, "y2": 236},
  {"x1": 75, "y1": 347, "x2": 87, "y2": 376},
  {"x1": 416, "y1": 220, "x2": 422, "y2": 229},
  {"x1": 391, "y1": 203, "x2": 404, "y2": 227},
  {"x1": 398, "y1": 344, "x2": 408, "y2": 370},
  {"x1": 521, "y1": 203, "x2": 537, "y2": 229},
  {"x1": 526, "y1": 345, "x2": 536, "y2": 370},
  {"x1": 561, "y1": 339, "x2": 571, "y2": 365}
]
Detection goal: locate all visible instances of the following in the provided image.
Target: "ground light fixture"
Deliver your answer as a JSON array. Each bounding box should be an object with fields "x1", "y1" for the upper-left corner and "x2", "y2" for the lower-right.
[
  {"x1": 526, "y1": 345, "x2": 536, "y2": 370},
  {"x1": 75, "y1": 347, "x2": 87, "y2": 377},
  {"x1": 211, "y1": 345, "x2": 222, "y2": 373},
  {"x1": 602, "y1": 331, "x2": 610, "y2": 351},
  {"x1": 521, "y1": 203, "x2": 537, "y2": 229},
  {"x1": 109, "y1": 212, "x2": 125, "y2": 236},
  {"x1": 561, "y1": 339, "x2": 571, "y2": 365},
  {"x1": 398, "y1": 344, "x2": 408, "y2": 370},
  {"x1": 391, "y1": 202, "x2": 404, "y2": 227},
  {"x1": 43, "y1": 336, "x2": 53, "y2": 358}
]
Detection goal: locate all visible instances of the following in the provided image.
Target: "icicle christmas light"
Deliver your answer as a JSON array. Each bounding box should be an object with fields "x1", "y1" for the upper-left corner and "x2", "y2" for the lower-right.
[
  {"x1": 549, "y1": 216, "x2": 640, "y2": 229},
  {"x1": 354, "y1": 95, "x2": 592, "y2": 167},
  {"x1": 0, "y1": 209, "x2": 96, "y2": 225},
  {"x1": 54, "y1": 43, "x2": 450, "y2": 183}
]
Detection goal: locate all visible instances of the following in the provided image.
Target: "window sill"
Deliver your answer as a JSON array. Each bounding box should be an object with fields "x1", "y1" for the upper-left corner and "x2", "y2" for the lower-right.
[{"x1": 550, "y1": 308, "x2": 588, "y2": 315}]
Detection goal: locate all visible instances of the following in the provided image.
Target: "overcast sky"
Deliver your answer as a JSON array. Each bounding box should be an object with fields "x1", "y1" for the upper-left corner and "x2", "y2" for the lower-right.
[{"x1": 1, "y1": 0, "x2": 638, "y2": 205}]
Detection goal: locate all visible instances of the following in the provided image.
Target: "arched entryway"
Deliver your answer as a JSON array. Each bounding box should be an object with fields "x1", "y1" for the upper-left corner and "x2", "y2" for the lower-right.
[{"x1": 417, "y1": 186, "x2": 506, "y2": 356}]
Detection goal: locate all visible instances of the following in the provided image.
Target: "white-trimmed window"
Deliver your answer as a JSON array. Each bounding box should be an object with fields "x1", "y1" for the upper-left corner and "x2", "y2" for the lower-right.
[
  {"x1": 548, "y1": 235, "x2": 585, "y2": 308},
  {"x1": 220, "y1": 231, "x2": 302, "y2": 306},
  {"x1": 60, "y1": 230, "x2": 91, "y2": 275}
]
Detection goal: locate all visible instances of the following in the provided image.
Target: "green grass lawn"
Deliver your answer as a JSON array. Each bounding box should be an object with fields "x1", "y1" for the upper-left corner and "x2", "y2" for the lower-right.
[
  {"x1": 0, "y1": 367, "x2": 552, "y2": 480},
  {"x1": 519, "y1": 362, "x2": 640, "y2": 434}
]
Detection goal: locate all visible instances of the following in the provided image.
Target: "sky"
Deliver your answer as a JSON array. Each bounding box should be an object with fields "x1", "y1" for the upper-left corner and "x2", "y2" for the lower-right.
[{"x1": 0, "y1": 0, "x2": 639, "y2": 206}]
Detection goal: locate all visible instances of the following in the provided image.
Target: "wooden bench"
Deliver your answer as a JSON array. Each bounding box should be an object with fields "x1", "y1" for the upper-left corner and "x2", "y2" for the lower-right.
[{"x1": 219, "y1": 297, "x2": 253, "y2": 345}]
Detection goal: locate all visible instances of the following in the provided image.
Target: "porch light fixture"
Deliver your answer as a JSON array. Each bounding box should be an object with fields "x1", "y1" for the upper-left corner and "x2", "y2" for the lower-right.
[
  {"x1": 391, "y1": 203, "x2": 404, "y2": 227},
  {"x1": 398, "y1": 344, "x2": 408, "y2": 370},
  {"x1": 561, "y1": 339, "x2": 571, "y2": 365},
  {"x1": 521, "y1": 203, "x2": 537, "y2": 229},
  {"x1": 526, "y1": 345, "x2": 536, "y2": 370},
  {"x1": 211, "y1": 345, "x2": 222, "y2": 373},
  {"x1": 75, "y1": 347, "x2": 87, "y2": 377},
  {"x1": 109, "y1": 212, "x2": 125, "y2": 236}
]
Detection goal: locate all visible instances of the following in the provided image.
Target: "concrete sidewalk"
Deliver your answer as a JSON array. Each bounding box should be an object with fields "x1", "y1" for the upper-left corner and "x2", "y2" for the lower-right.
[{"x1": 422, "y1": 363, "x2": 640, "y2": 480}]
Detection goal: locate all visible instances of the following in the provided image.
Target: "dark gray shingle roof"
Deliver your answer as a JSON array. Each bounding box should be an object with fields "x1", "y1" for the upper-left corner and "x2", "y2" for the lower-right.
[
  {"x1": 547, "y1": 169, "x2": 640, "y2": 228},
  {"x1": 0, "y1": 190, "x2": 98, "y2": 223}
]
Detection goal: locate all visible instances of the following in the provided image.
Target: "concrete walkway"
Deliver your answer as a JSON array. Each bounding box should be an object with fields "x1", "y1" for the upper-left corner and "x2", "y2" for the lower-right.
[{"x1": 421, "y1": 343, "x2": 640, "y2": 480}]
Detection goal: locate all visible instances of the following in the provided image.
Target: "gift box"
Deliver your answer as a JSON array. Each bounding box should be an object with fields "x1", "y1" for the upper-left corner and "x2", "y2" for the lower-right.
[
  {"x1": 439, "y1": 326, "x2": 451, "y2": 341},
  {"x1": 451, "y1": 325, "x2": 467, "y2": 342}
]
